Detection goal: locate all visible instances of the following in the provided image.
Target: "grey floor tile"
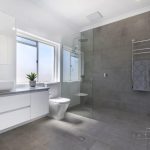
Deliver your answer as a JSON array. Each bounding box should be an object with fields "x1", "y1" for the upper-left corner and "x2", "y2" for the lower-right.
[
  {"x1": 1, "y1": 108, "x2": 150, "y2": 150},
  {"x1": 90, "y1": 141, "x2": 112, "y2": 150}
]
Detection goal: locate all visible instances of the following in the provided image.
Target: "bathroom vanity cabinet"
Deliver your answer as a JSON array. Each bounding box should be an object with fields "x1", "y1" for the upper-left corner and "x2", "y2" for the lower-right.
[{"x1": 0, "y1": 88, "x2": 49, "y2": 133}]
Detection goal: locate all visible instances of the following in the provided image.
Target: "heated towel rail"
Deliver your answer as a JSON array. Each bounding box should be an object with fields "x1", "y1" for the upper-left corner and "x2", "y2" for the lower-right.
[{"x1": 132, "y1": 38, "x2": 150, "y2": 91}]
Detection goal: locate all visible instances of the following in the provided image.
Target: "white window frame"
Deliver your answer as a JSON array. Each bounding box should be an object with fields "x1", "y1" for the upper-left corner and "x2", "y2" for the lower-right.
[{"x1": 16, "y1": 30, "x2": 60, "y2": 84}]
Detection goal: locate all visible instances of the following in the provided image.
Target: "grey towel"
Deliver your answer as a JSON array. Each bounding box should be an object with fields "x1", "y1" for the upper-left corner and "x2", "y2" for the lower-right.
[{"x1": 133, "y1": 60, "x2": 150, "y2": 91}]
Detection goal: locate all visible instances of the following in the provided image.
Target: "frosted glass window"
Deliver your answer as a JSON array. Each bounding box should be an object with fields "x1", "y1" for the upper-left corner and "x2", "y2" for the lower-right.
[
  {"x1": 16, "y1": 36, "x2": 58, "y2": 84},
  {"x1": 38, "y1": 42, "x2": 54, "y2": 82},
  {"x1": 71, "y1": 56, "x2": 79, "y2": 81},
  {"x1": 63, "y1": 50, "x2": 71, "y2": 81},
  {"x1": 16, "y1": 43, "x2": 37, "y2": 83}
]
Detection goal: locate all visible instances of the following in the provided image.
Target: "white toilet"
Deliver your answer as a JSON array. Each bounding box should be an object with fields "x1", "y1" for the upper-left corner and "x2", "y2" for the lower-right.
[{"x1": 49, "y1": 97, "x2": 70, "y2": 120}]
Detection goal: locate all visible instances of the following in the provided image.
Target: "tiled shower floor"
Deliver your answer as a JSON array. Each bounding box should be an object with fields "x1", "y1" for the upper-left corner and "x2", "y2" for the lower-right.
[
  {"x1": 0, "y1": 109, "x2": 150, "y2": 150},
  {"x1": 68, "y1": 105, "x2": 93, "y2": 119}
]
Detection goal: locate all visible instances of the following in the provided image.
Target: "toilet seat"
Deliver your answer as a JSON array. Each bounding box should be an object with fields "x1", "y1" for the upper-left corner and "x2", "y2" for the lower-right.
[{"x1": 49, "y1": 97, "x2": 70, "y2": 104}]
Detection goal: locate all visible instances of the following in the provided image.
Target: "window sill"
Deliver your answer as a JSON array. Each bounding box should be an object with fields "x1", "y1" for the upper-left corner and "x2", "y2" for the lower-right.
[
  {"x1": 63, "y1": 81, "x2": 81, "y2": 83},
  {"x1": 15, "y1": 82, "x2": 60, "y2": 88},
  {"x1": 44, "y1": 82, "x2": 60, "y2": 86}
]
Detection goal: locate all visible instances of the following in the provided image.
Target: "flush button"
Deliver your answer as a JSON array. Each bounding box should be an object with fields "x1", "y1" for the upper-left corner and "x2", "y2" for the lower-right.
[{"x1": 104, "y1": 73, "x2": 108, "y2": 78}]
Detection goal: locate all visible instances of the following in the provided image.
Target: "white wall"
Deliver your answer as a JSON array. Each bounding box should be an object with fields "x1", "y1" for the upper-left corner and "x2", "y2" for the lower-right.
[
  {"x1": 0, "y1": 0, "x2": 79, "y2": 43},
  {"x1": 0, "y1": 11, "x2": 16, "y2": 81}
]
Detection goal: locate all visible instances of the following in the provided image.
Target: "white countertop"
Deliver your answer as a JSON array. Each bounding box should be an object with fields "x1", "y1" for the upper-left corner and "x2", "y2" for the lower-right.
[{"x1": 0, "y1": 86, "x2": 49, "y2": 96}]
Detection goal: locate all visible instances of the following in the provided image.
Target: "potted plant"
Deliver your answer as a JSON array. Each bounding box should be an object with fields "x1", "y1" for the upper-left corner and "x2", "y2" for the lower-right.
[{"x1": 26, "y1": 72, "x2": 37, "y2": 87}]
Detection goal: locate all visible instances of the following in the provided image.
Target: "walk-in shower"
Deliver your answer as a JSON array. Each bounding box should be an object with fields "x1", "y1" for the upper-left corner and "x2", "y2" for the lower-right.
[
  {"x1": 60, "y1": 12, "x2": 150, "y2": 150},
  {"x1": 61, "y1": 30, "x2": 94, "y2": 119}
]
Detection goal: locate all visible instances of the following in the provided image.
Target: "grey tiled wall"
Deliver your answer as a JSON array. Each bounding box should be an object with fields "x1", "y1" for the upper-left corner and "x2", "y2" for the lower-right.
[{"x1": 81, "y1": 11, "x2": 150, "y2": 114}]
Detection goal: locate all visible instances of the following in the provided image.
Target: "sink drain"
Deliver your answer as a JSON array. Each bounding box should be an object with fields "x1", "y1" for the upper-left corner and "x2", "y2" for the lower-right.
[{"x1": 78, "y1": 136, "x2": 86, "y2": 142}]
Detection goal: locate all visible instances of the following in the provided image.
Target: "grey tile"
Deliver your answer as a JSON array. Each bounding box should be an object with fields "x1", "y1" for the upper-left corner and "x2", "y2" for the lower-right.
[
  {"x1": 90, "y1": 141, "x2": 112, "y2": 150},
  {"x1": 81, "y1": 11, "x2": 150, "y2": 114},
  {"x1": 1, "y1": 109, "x2": 150, "y2": 150}
]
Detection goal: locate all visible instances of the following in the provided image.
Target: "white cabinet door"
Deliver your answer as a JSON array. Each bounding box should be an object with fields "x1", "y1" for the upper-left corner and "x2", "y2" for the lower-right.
[
  {"x1": 0, "y1": 94, "x2": 30, "y2": 113},
  {"x1": 0, "y1": 35, "x2": 8, "y2": 64},
  {"x1": 31, "y1": 91, "x2": 49, "y2": 119},
  {"x1": 0, "y1": 107, "x2": 30, "y2": 131}
]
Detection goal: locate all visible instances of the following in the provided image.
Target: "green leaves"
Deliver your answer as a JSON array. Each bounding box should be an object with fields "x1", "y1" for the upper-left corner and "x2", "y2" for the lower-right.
[{"x1": 26, "y1": 72, "x2": 37, "y2": 81}]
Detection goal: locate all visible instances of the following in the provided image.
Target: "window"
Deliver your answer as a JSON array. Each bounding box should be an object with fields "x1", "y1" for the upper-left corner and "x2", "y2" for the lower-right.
[
  {"x1": 38, "y1": 42, "x2": 55, "y2": 82},
  {"x1": 63, "y1": 50, "x2": 71, "y2": 81},
  {"x1": 71, "y1": 55, "x2": 79, "y2": 81},
  {"x1": 16, "y1": 37, "x2": 37, "y2": 83},
  {"x1": 16, "y1": 36, "x2": 59, "y2": 84},
  {"x1": 63, "y1": 49, "x2": 80, "y2": 82}
]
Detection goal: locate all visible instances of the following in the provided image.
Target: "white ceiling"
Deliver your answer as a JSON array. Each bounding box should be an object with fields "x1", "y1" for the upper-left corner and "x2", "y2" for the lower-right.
[{"x1": 0, "y1": 0, "x2": 150, "y2": 43}]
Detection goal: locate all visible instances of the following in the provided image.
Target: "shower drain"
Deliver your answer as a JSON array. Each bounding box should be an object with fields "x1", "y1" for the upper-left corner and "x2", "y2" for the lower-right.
[{"x1": 78, "y1": 136, "x2": 86, "y2": 142}]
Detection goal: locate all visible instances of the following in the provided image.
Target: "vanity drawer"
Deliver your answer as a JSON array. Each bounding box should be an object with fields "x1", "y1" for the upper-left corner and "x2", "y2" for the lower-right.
[
  {"x1": 0, "y1": 94, "x2": 30, "y2": 113},
  {"x1": 0, "y1": 107, "x2": 30, "y2": 131}
]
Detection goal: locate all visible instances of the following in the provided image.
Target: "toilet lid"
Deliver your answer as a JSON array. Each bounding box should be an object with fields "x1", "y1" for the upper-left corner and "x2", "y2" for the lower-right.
[{"x1": 49, "y1": 97, "x2": 70, "y2": 104}]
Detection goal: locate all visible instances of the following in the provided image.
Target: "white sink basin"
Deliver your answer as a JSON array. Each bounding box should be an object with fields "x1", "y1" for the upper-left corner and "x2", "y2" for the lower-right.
[{"x1": 0, "y1": 81, "x2": 14, "y2": 91}]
